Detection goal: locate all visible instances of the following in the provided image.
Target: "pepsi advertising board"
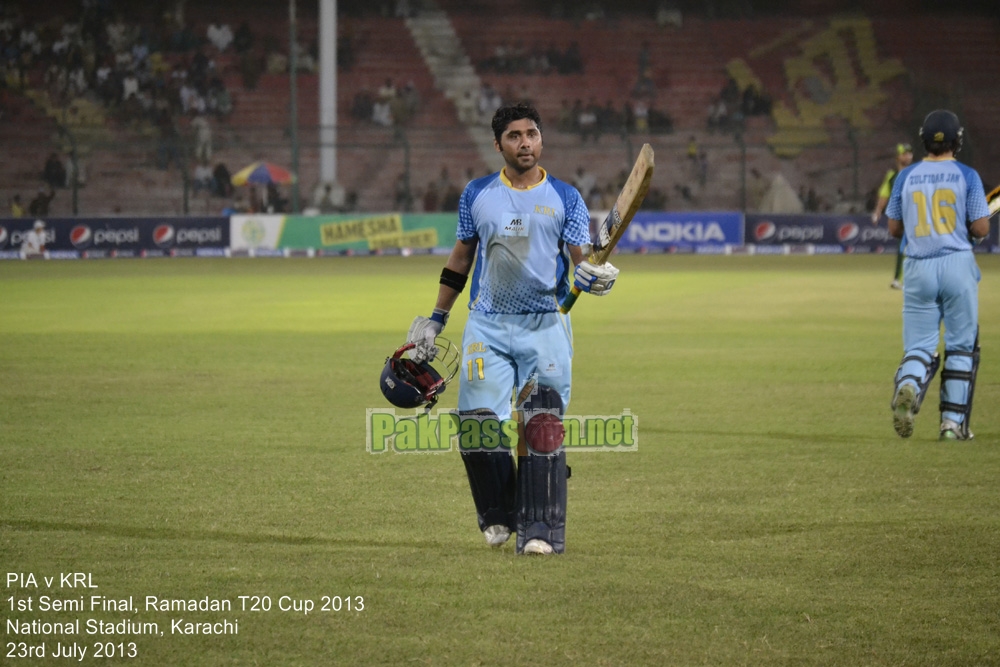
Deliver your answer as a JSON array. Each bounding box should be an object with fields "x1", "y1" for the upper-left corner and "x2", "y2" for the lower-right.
[
  {"x1": 604, "y1": 211, "x2": 744, "y2": 252},
  {"x1": 744, "y1": 214, "x2": 899, "y2": 253},
  {"x1": 0, "y1": 217, "x2": 228, "y2": 258}
]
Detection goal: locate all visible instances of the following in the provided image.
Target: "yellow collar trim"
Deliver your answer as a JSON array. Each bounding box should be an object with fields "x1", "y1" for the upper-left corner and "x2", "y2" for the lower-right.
[{"x1": 501, "y1": 166, "x2": 547, "y2": 191}]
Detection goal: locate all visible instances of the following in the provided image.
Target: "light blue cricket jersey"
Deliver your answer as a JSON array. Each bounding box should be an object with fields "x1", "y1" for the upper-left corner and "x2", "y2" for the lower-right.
[
  {"x1": 886, "y1": 157, "x2": 990, "y2": 259},
  {"x1": 457, "y1": 167, "x2": 591, "y2": 314}
]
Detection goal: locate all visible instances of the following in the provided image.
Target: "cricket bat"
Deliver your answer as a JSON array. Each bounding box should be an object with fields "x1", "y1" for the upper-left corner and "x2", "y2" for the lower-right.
[
  {"x1": 988, "y1": 184, "x2": 1000, "y2": 218},
  {"x1": 559, "y1": 143, "x2": 655, "y2": 314},
  {"x1": 514, "y1": 374, "x2": 538, "y2": 457}
]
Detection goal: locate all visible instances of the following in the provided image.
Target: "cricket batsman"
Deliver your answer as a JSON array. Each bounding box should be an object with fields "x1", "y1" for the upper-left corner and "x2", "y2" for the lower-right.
[
  {"x1": 404, "y1": 103, "x2": 619, "y2": 555},
  {"x1": 887, "y1": 110, "x2": 989, "y2": 441}
]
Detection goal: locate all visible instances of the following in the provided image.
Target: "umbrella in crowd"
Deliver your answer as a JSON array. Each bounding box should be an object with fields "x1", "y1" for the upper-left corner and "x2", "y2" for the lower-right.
[{"x1": 231, "y1": 161, "x2": 295, "y2": 186}]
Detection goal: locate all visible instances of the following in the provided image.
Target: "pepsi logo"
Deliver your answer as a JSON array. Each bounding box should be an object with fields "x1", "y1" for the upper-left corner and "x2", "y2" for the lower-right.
[
  {"x1": 754, "y1": 221, "x2": 776, "y2": 242},
  {"x1": 153, "y1": 224, "x2": 175, "y2": 247},
  {"x1": 838, "y1": 223, "x2": 860, "y2": 243},
  {"x1": 0, "y1": 226, "x2": 8, "y2": 248},
  {"x1": 70, "y1": 225, "x2": 93, "y2": 248}
]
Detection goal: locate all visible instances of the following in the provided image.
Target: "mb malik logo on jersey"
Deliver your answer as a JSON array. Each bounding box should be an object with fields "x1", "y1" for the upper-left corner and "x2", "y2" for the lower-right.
[{"x1": 502, "y1": 216, "x2": 529, "y2": 237}]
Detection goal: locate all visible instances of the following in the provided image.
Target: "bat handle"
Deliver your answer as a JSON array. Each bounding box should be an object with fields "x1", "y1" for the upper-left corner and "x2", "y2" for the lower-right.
[{"x1": 558, "y1": 285, "x2": 582, "y2": 314}]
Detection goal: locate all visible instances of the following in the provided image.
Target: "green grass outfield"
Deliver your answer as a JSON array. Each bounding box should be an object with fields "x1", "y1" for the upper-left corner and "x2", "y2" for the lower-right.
[{"x1": 2, "y1": 254, "x2": 998, "y2": 666}]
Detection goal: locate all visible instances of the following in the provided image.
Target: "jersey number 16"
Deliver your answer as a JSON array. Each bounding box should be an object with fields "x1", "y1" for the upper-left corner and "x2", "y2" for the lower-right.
[{"x1": 912, "y1": 189, "x2": 957, "y2": 237}]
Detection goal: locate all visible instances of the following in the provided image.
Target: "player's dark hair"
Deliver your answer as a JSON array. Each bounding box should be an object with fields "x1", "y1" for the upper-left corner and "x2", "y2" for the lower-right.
[
  {"x1": 491, "y1": 103, "x2": 542, "y2": 143},
  {"x1": 924, "y1": 142, "x2": 946, "y2": 157}
]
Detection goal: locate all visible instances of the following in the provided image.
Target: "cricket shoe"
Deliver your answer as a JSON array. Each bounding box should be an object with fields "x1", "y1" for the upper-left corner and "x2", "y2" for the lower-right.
[
  {"x1": 891, "y1": 384, "x2": 917, "y2": 438},
  {"x1": 522, "y1": 539, "x2": 554, "y2": 555},
  {"x1": 890, "y1": 280, "x2": 902, "y2": 290},
  {"x1": 940, "y1": 419, "x2": 973, "y2": 441},
  {"x1": 483, "y1": 525, "x2": 511, "y2": 547}
]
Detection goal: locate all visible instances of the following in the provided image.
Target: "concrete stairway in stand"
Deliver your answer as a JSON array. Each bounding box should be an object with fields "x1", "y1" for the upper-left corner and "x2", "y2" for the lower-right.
[{"x1": 404, "y1": 4, "x2": 496, "y2": 168}]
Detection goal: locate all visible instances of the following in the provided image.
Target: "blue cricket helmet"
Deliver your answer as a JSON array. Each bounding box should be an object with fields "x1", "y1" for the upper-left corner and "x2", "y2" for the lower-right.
[
  {"x1": 919, "y1": 109, "x2": 963, "y2": 154},
  {"x1": 380, "y1": 339, "x2": 460, "y2": 409}
]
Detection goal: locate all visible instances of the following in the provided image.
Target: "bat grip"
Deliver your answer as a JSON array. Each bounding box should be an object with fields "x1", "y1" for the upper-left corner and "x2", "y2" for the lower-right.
[{"x1": 558, "y1": 285, "x2": 582, "y2": 314}]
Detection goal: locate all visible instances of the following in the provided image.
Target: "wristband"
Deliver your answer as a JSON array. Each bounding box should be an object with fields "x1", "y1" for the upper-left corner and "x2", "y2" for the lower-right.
[
  {"x1": 440, "y1": 267, "x2": 468, "y2": 292},
  {"x1": 430, "y1": 308, "x2": 449, "y2": 325}
]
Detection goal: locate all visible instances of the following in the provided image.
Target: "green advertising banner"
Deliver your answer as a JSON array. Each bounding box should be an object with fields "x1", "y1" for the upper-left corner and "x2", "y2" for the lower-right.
[{"x1": 276, "y1": 213, "x2": 458, "y2": 252}]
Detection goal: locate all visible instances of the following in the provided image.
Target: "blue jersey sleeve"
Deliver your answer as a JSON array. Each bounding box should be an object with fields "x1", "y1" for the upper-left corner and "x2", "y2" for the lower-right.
[
  {"x1": 885, "y1": 164, "x2": 911, "y2": 221},
  {"x1": 960, "y1": 164, "x2": 990, "y2": 221},
  {"x1": 456, "y1": 185, "x2": 478, "y2": 241},
  {"x1": 551, "y1": 178, "x2": 591, "y2": 246}
]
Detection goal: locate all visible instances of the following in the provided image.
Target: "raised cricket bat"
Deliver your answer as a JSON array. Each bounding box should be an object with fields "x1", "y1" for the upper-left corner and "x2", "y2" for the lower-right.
[{"x1": 559, "y1": 143, "x2": 655, "y2": 314}]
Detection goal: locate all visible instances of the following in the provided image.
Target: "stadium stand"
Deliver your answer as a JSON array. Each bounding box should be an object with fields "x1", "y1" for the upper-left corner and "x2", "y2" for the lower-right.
[{"x1": 1, "y1": 1, "x2": 998, "y2": 216}]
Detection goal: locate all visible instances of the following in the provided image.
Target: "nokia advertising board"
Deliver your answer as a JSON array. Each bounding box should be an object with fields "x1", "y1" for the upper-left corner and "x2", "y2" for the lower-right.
[
  {"x1": 0, "y1": 217, "x2": 228, "y2": 259},
  {"x1": 599, "y1": 211, "x2": 744, "y2": 253}
]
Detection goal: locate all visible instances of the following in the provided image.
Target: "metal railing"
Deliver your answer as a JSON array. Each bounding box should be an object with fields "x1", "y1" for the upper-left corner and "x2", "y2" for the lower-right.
[{"x1": 5, "y1": 120, "x2": 993, "y2": 218}]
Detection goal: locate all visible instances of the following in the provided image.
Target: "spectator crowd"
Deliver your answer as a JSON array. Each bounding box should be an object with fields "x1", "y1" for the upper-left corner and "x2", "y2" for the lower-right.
[
  {"x1": 0, "y1": 3, "x2": 253, "y2": 209},
  {"x1": 706, "y1": 74, "x2": 772, "y2": 134},
  {"x1": 0, "y1": 4, "x2": 237, "y2": 127},
  {"x1": 476, "y1": 40, "x2": 583, "y2": 77}
]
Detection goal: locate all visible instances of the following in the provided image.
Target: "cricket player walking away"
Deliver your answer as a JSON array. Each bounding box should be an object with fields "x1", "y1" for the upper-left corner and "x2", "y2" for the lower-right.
[
  {"x1": 887, "y1": 110, "x2": 990, "y2": 441},
  {"x1": 872, "y1": 143, "x2": 914, "y2": 289},
  {"x1": 406, "y1": 103, "x2": 619, "y2": 554}
]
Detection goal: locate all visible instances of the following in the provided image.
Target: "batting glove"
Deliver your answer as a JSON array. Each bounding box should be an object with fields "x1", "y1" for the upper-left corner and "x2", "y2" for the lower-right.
[
  {"x1": 574, "y1": 260, "x2": 619, "y2": 296},
  {"x1": 407, "y1": 308, "x2": 448, "y2": 362}
]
